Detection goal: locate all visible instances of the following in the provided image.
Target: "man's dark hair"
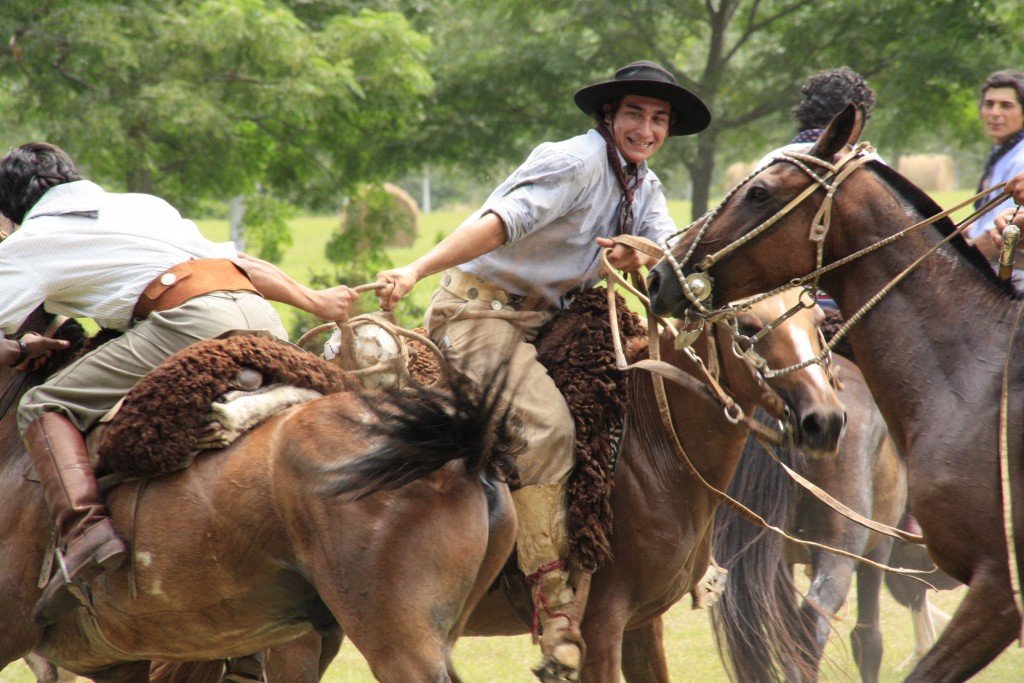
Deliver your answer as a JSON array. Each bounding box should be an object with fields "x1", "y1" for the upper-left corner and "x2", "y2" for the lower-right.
[
  {"x1": 793, "y1": 67, "x2": 876, "y2": 132},
  {"x1": 980, "y1": 69, "x2": 1024, "y2": 109},
  {"x1": 0, "y1": 142, "x2": 81, "y2": 225}
]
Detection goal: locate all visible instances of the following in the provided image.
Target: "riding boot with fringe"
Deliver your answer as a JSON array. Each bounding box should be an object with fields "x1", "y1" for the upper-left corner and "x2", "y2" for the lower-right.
[
  {"x1": 513, "y1": 482, "x2": 586, "y2": 682},
  {"x1": 26, "y1": 412, "x2": 128, "y2": 625}
]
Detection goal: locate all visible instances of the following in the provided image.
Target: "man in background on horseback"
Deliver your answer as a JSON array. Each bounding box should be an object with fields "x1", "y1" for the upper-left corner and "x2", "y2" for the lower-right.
[
  {"x1": 374, "y1": 61, "x2": 709, "y2": 680},
  {"x1": 0, "y1": 142, "x2": 359, "y2": 626},
  {"x1": 967, "y1": 70, "x2": 1024, "y2": 271}
]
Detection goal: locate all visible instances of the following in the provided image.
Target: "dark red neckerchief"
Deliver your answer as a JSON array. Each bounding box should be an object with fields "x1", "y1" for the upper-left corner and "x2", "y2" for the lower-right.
[{"x1": 596, "y1": 123, "x2": 643, "y2": 235}]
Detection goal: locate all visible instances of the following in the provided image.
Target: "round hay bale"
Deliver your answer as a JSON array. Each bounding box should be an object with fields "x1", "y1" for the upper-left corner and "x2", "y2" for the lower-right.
[
  {"x1": 897, "y1": 154, "x2": 955, "y2": 192},
  {"x1": 338, "y1": 183, "x2": 420, "y2": 249},
  {"x1": 725, "y1": 160, "x2": 760, "y2": 189}
]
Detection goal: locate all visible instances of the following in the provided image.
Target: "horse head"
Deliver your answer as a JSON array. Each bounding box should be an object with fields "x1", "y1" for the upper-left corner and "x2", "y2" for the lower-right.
[
  {"x1": 727, "y1": 289, "x2": 845, "y2": 457},
  {"x1": 647, "y1": 104, "x2": 866, "y2": 317}
]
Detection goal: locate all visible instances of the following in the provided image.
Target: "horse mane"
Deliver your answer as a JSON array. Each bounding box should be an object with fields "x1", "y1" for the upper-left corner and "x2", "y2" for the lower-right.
[
  {"x1": 867, "y1": 160, "x2": 1017, "y2": 296},
  {"x1": 710, "y1": 416, "x2": 815, "y2": 682}
]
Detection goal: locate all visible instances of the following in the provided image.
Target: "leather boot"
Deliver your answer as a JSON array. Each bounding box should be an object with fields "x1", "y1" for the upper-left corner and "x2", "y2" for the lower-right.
[
  {"x1": 513, "y1": 483, "x2": 585, "y2": 682},
  {"x1": 26, "y1": 412, "x2": 129, "y2": 625}
]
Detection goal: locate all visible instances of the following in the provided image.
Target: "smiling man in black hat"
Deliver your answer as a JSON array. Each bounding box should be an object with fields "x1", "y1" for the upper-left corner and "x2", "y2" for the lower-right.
[{"x1": 375, "y1": 61, "x2": 708, "y2": 681}]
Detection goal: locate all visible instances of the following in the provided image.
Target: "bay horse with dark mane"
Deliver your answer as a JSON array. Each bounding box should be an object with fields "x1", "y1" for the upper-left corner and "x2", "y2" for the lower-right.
[
  {"x1": 648, "y1": 104, "x2": 1024, "y2": 681},
  {"x1": 0, "y1": 313, "x2": 519, "y2": 682},
  {"x1": 159, "y1": 287, "x2": 847, "y2": 683}
]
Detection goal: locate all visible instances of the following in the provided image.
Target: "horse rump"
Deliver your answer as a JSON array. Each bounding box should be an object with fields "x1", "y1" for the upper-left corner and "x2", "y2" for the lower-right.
[{"x1": 314, "y1": 367, "x2": 523, "y2": 500}]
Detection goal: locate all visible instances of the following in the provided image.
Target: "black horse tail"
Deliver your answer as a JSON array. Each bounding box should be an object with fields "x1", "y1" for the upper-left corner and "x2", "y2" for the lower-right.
[
  {"x1": 710, "y1": 410, "x2": 813, "y2": 682},
  {"x1": 314, "y1": 368, "x2": 523, "y2": 500}
]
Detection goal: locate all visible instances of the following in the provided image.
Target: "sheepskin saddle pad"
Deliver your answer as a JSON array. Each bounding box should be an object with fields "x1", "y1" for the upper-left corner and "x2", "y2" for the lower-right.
[
  {"x1": 96, "y1": 335, "x2": 352, "y2": 476},
  {"x1": 404, "y1": 286, "x2": 646, "y2": 571},
  {"x1": 533, "y1": 286, "x2": 646, "y2": 571}
]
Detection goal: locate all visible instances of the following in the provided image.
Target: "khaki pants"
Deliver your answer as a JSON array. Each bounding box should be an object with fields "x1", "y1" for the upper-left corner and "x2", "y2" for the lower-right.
[
  {"x1": 19, "y1": 291, "x2": 287, "y2": 435},
  {"x1": 426, "y1": 288, "x2": 575, "y2": 485}
]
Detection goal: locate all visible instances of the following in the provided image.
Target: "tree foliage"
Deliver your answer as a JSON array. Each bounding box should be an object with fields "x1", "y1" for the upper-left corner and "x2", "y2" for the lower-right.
[
  {"x1": 0, "y1": 0, "x2": 434, "y2": 214},
  {"x1": 399, "y1": 0, "x2": 1023, "y2": 218}
]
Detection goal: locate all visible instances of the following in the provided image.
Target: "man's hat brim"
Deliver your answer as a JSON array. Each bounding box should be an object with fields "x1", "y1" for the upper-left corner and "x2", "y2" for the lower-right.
[{"x1": 574, "y1": 80, "x2": 711, "y2": 136}]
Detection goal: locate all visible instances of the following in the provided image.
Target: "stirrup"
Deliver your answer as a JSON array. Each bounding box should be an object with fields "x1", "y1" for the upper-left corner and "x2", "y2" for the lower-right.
[{"x1": 34, "y1": 550, "x2": 92, "y2": 625}]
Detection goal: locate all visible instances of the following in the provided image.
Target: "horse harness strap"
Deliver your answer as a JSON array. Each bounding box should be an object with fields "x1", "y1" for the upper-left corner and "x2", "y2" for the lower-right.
[
  {"x1": 600, "y1": 255, "x2": 931, "y2": 577},
  {"x1": 668, "y1": 139, "x2": 1012, "y2": 379}
]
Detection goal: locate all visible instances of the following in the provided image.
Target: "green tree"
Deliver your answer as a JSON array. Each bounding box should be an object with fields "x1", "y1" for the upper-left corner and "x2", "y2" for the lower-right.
[
  {"x1": 396, "y1": 0, "x2": 1023, "y2": 219},
  {"x1": 0, "y1": 1, "x2": 433, "y2": 215}
]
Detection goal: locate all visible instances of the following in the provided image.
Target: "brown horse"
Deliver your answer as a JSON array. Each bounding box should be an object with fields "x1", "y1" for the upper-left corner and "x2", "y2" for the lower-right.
[
  {"x1": 223, "y1": 287, "x2": 847, "y2": 683},
  {"x1": 648, "y1": 104, "x2": 1024, "y2": 681},
  {"x1": 0, "y1": 319, "x2": 518, "y2": 682},
  {"x1": 712, "y1": 352, "x2": 957, "y2": 682}
]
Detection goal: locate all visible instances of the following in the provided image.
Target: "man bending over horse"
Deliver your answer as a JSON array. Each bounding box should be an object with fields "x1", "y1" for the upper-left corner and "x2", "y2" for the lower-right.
[
  {"x1": 375, "y1": 62, "x2": 710, "y2": 681},
  {"x1": 0, "y1": 142, "x2": 359, "y2": 626}
]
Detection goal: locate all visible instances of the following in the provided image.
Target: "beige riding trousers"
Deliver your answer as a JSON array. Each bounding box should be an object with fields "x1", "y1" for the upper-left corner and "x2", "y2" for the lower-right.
[
  {"x1": 18, "y1": 291, "x2": 287, "y2": 435},
  {"x1": 426, "y1": 286, "x2": 575, "y2": 486}
]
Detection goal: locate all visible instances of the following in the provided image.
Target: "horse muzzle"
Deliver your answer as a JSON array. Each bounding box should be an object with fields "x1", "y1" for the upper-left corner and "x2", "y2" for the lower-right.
[
  {"x1": 647, "y1": 262, "x2": 711, "y2": 318},
  {"x1": 789, "y1": 403, "x2": 846, "y2": 459}
]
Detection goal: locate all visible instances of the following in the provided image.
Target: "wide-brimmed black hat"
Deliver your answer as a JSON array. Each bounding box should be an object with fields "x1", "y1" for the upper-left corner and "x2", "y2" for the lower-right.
[{"x1": 574, "y1": 61, "x2": 710, "y2": 136}]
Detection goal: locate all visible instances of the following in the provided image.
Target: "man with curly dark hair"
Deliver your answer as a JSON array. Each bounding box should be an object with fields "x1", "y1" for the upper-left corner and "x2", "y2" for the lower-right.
[{"x1": 791, "y1": 66, "x2": 877, "y2": 141}]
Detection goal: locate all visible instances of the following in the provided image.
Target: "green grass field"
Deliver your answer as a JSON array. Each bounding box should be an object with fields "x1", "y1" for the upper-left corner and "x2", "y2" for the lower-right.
[{"x1": 6, "y1": 189, "x2": 1024, "y2": 682}]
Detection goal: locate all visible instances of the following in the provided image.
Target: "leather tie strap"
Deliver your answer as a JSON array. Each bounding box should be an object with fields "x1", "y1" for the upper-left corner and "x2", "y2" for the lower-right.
[{"x1": 132, "y1": 259, "x2": 259, "y2": 321}]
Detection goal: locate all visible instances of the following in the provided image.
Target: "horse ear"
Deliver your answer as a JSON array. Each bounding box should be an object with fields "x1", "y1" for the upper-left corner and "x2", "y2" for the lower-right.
[{"x1": 808, "y1": 104, "x2": 864, "y2": 161}]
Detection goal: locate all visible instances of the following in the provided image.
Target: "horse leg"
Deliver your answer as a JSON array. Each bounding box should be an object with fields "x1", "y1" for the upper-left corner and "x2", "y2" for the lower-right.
[
  {"x1": 795, "y1": 550, "x2": 856, "y2": 679},
  {"x1": 22, "y1": 653, "x2": 77, "y2": 683},
  {"x1": 576, "y1": 604, "x2": 627, "y2": 683},
  {"x1": 850, "y1": 546, "x2": 888, "y2": 683},
  {"x1": 906, "y1": 568, "x2": 1018, "y2": 682},
  {"x1": 620, "y1": 617, "x2": 671, "y2": 683},
  {"x1": 263, "y1": 631, "x2": 323, "y2": 683}
]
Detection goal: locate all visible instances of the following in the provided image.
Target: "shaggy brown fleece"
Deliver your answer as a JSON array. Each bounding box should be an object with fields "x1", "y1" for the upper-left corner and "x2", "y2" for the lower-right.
[
  {"x1": 820, "y1": 307, "x2": 855, "y2": 362},
  {"x1": 98, "y1": 336, "x2": 354, "y2": 476},
  {"x1": 534, "y1": 287, "x2": 645, "y2": 572},
  {"x1": 406, "y1": 327, "x2": 441, "y2": 385}
]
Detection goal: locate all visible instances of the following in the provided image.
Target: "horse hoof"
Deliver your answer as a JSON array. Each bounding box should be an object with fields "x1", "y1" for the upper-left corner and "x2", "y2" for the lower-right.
[{"x1": 531, "y1": 654, "x2": 580, "y2": 682}]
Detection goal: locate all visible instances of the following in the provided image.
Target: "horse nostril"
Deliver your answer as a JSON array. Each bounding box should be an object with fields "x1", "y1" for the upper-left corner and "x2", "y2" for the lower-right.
[
  {"x1": 801, "y1": 412, "x2": 823, "y2": 442},
  {"x1": 646, "y1": 270, "x2": 661, "y2": 298}
]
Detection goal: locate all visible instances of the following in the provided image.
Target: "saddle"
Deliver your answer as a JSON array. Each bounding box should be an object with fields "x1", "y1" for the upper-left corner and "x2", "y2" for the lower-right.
[{"x1": 95, "y1": 335, "x2": 353, "y2": 476}]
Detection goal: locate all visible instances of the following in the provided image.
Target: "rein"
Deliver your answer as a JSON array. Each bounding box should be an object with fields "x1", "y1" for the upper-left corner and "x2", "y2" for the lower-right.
[{"x1": 600, "y1": 246, "x2": 932, "y2": 581}]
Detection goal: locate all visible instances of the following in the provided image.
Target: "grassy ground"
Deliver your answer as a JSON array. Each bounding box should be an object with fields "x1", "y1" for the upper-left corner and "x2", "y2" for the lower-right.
[
  {"x1": 3, "y1": 584, "x2": 1023, "y2": 681},
  {"x1": 5, "y1": 188, "x2": 1019, "y2": 682}
]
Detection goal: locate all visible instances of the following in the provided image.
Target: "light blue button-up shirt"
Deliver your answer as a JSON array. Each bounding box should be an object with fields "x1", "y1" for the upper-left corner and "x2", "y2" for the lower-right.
[
  {"x1": 968, "y1": 135, "x2": 1024, "y2": 240},
  {"x1": 460, "y1": 129, "x2": 678, "y2": 308}
]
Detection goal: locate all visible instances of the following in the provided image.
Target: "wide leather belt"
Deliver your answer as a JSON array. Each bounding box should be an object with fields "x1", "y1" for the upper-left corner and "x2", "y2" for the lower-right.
[
  {"x1": 440, "y1": 268, "x2": 549, "y2": 311},
  {"x1": 132, "y1": 259, "x2": 259, "y2": 321}
]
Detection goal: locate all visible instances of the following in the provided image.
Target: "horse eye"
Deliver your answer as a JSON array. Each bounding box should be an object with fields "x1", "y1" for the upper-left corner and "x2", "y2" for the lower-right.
[
  {"x1": 746, "y1": 185, "x2": 770, "y2": 203},
  {"x1": 737, "y1": 322, "x2": 760, "y2": 337}
]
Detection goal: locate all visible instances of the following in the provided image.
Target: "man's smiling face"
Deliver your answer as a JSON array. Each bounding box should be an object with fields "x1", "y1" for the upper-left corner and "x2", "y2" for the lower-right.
[
  {"x1": 605, "y1": 95, "x2": 672, "y2": 165},
  {"x1": 981, "y1": 86, "x2": 1024, "y2": 145}
]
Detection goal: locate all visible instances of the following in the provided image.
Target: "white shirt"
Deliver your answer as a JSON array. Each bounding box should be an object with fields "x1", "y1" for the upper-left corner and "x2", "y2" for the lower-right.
[
  {"x1": 460, "y1": 129, "x2": 677, "y2": 308},
  {"x1": 0, "y1": 180, "x2": 237, "y2": 334}
]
